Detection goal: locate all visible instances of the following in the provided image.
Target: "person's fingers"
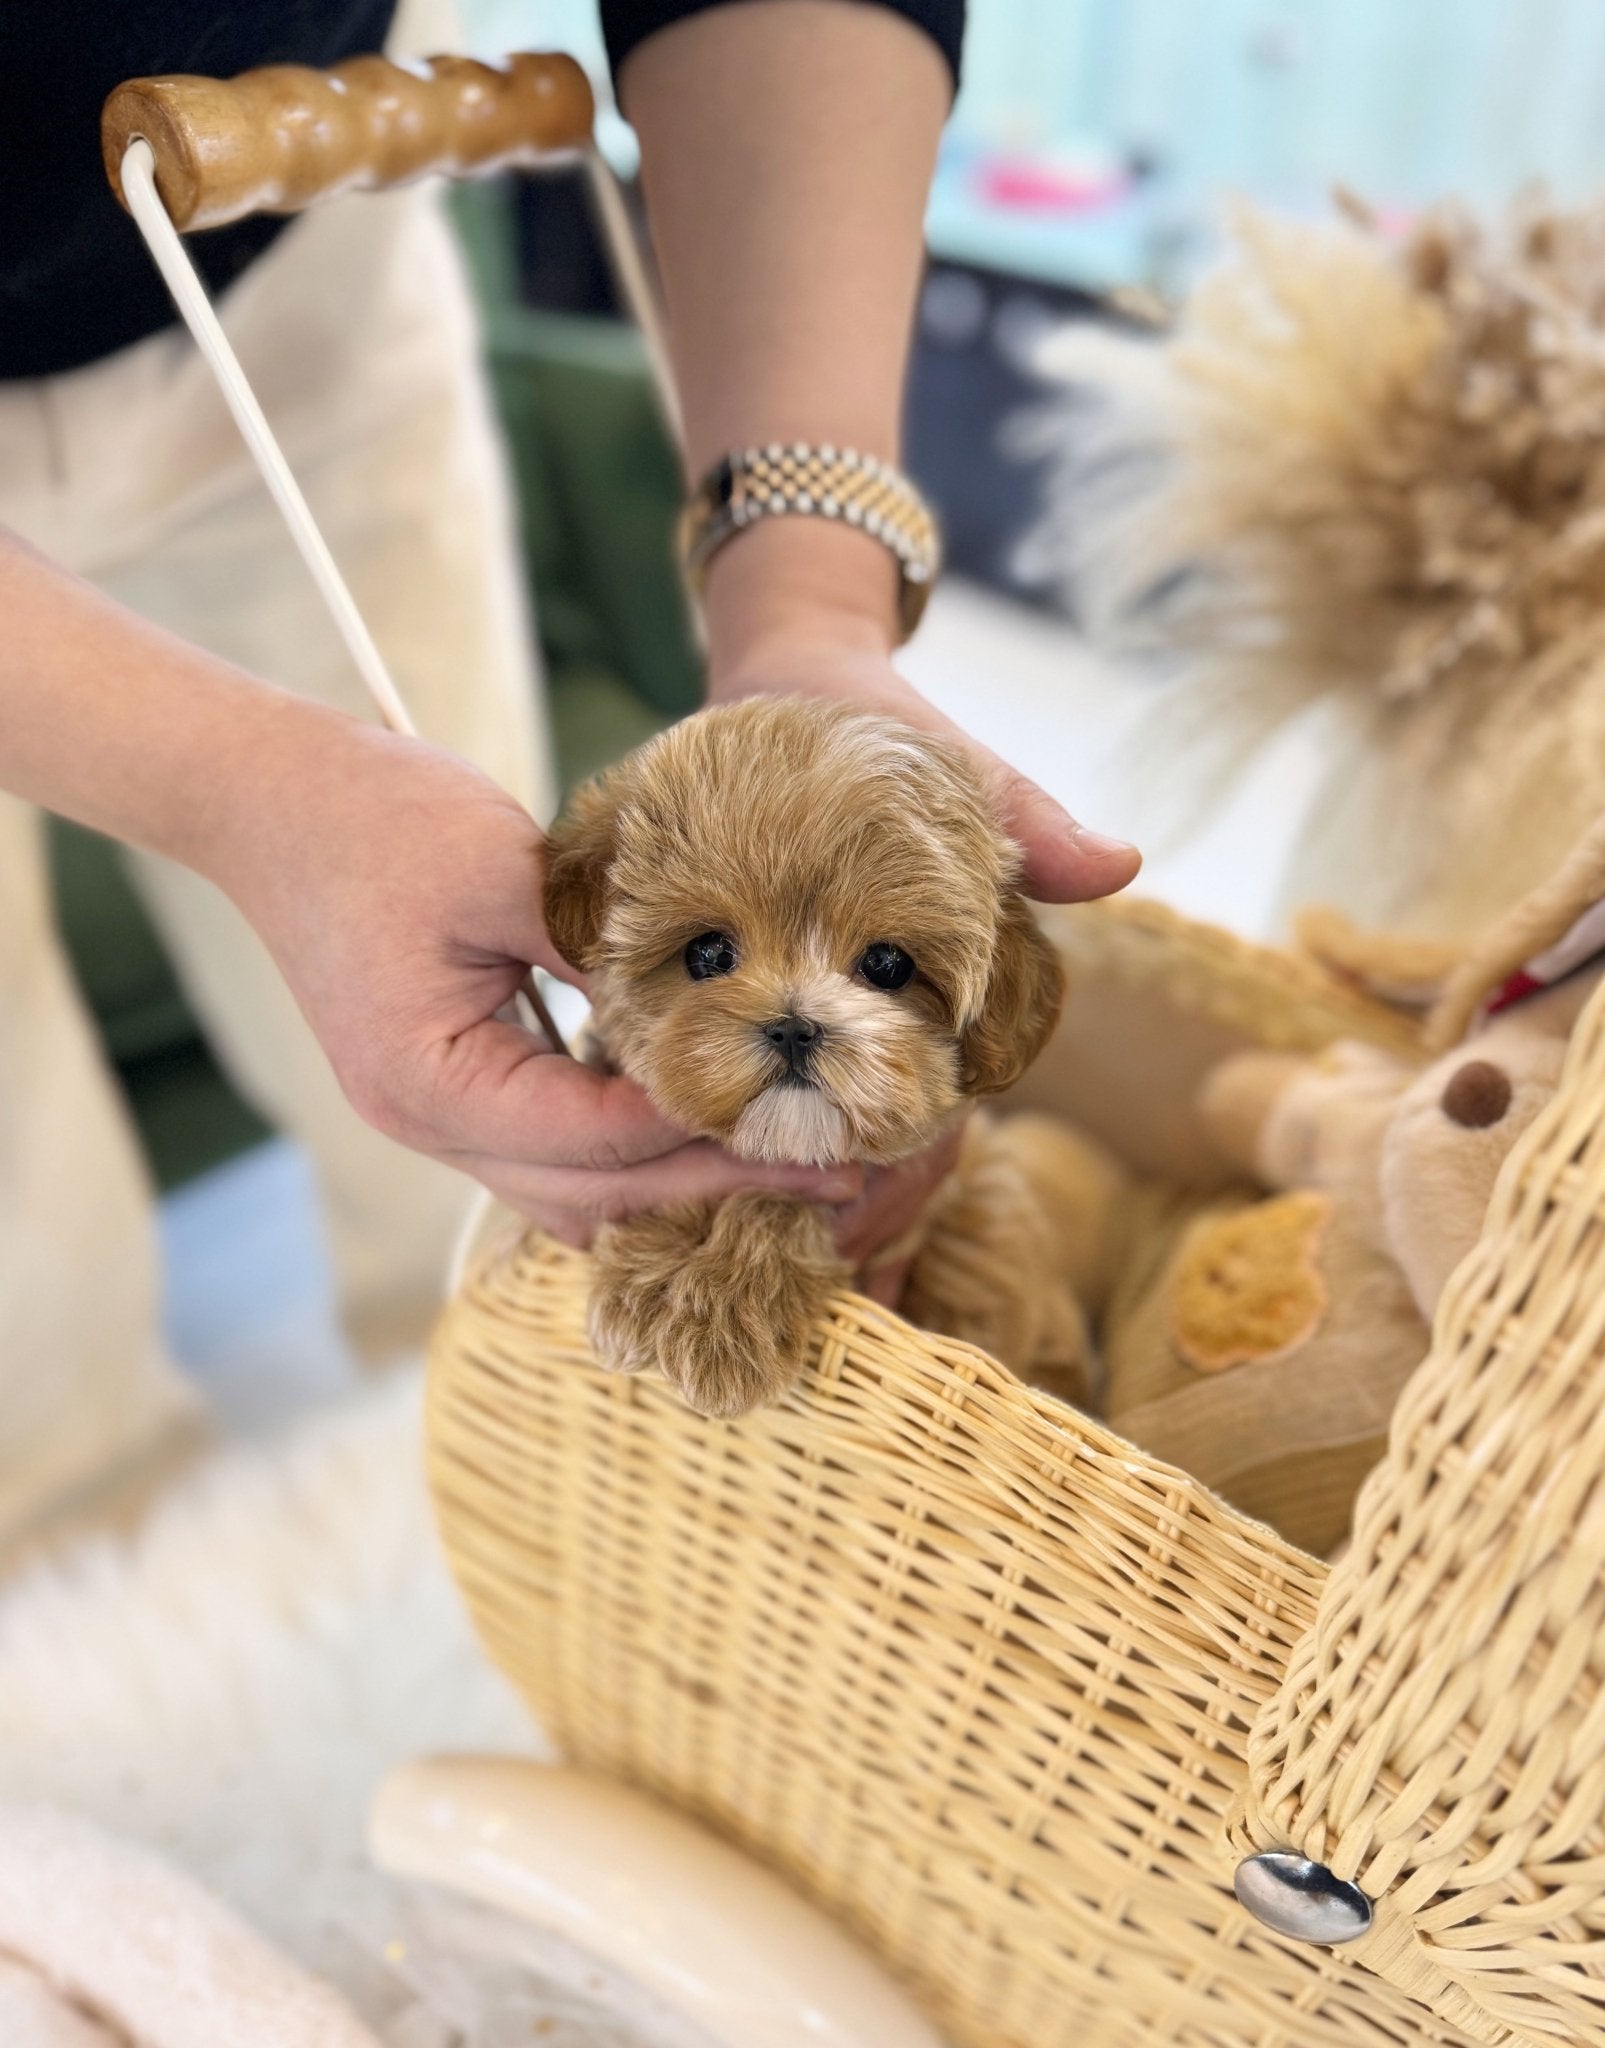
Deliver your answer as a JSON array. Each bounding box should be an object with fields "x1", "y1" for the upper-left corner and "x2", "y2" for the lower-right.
[
  {"x1": 397, "y1": 1020, "x2": 690, "y2": 1166},
  {"x1": 508, "y1": 1204, "x2": 594, "y2": 1250},
  {"x1": 832, "y1": 1122, "x2": 964, "y2": 1266},
  {"x1": 772, "y1": 663, "x2": 1141, "y2": 905},
  {"x1": 522, "y1": 927, "x2": 592, "y2": 993},
  {"x1": 859, "y1": 1254, "x2": 914, "y2": 1309},
  {"x1": 988, "y1": 763, "x2": 1143, "y2": 904},
  {"x1": 903, "y1": 699, "x2": 1140, "y2": 903},
  {"x1": 452, "y1": 1139, "x2": 863, "y2": 1238}
]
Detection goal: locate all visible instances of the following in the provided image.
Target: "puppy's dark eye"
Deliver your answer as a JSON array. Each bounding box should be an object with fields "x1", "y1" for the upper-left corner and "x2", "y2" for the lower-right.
[
  {"x1": 858, "y1": 941, "x2": 915, "y2": 991},
  {"x1": 685, "y1": 931, "x2": 738, "y2": 980}
]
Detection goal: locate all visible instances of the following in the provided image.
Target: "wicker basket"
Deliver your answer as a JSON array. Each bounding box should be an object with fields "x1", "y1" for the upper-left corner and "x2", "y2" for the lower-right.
[{"x1": 428, "y1": 889, "x2": 1605, "y2": 2048}]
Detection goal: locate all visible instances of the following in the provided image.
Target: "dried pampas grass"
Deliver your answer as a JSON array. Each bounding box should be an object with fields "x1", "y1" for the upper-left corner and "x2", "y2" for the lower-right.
[{"x1": 1031, "y1": 193, "x2": 1605, "y2": 940}]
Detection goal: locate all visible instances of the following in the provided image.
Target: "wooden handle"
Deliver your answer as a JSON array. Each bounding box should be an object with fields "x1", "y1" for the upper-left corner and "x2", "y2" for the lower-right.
[{"x1": 103, "y1": 52, "x2": 595, "y2": 233}]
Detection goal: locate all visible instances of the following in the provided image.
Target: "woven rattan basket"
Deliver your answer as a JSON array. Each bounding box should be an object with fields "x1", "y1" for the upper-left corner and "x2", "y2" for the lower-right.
[{"x1": 429, "y1": 885, "x2": 1605, "y2": 2048}]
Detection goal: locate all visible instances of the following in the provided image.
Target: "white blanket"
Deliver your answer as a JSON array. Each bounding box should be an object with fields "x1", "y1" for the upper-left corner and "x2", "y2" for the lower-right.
[
  {"x1": 0, "y1": 1804, "x2": 381, "y2": 2046},
  {"x1": 0, "y1": 1372, "x2": 694, "y2": 2045}
]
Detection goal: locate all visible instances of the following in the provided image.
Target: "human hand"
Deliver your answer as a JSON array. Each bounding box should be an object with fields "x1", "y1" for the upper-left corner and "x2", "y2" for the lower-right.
[
  {"x1": 196, "y1": 695, "x2": 864, "y2": 1241},
  {"x1": 701, "y1": 519, "x2": 1143, "y2": 904},
  {"x1": 834, "y1": 1124, "x2": 967, "y2": 1307},
  {"x1": 697, "y1": 519, "x2": 1143, "y2": 1278},
  {"x1": 717, "y1": 636, "x2": 1142, "y2": 902}
]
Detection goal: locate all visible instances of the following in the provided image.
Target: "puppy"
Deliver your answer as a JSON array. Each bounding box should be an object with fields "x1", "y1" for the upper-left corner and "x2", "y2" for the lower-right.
[{"x1": 542, "y1": 695, "x2": 1067, "y2": 1417}]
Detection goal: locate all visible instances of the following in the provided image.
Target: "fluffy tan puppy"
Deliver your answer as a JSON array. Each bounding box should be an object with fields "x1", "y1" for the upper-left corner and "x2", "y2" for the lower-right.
[{"x1": 542, "y1": 696, "x2": 1066, "y2": 1417}]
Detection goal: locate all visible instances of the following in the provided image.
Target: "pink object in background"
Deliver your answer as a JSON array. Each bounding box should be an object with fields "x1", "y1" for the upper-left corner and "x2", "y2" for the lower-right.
[{"x1": 973, "y1": 149, "x2": 1132, "y2": 214}]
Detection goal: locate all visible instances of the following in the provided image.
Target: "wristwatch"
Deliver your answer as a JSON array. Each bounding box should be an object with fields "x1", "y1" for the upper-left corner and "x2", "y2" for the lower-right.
[{"x1": 680, "y1": 442, "x2": 943, "y2": 642}]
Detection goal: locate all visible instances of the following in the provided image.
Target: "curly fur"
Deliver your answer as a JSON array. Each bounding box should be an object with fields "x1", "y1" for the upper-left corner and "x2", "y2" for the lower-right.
[
  {"x1": 544, "y1": 698, "x2": 1065, "y2": 1417},
  {"x1": 900, "y1": 1114, "x2": 1102, "y2": 1410},
  {"x1": 589, "y1": 1195, "x2": 841, "y2": 1418}
]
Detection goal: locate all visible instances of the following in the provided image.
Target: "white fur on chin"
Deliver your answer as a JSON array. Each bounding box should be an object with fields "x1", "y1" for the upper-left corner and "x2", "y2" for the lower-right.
[{"x1": 731, "y1": 1084, "x2": 852, "y2": 1166}]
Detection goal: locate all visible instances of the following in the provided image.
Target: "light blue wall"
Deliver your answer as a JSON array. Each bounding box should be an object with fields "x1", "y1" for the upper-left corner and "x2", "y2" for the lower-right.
[
  {"x1": 953, "y1": 0, "x2": 1605, "y2": 213},
  {"x1": 460, "y1": 1, "x2": 1605, "y2": 285}
]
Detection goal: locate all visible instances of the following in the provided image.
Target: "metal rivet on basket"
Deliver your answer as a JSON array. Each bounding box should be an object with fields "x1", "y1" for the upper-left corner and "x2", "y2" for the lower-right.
[{"x1": 1233, "y1": 1852, "x2": 1372, "y2": 1944}]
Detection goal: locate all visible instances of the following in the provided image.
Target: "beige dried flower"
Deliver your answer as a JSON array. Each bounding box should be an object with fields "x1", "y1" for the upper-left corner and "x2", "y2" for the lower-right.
[{"x1": 1029, "y1": 191, "x2": 1605, "y2": 940}]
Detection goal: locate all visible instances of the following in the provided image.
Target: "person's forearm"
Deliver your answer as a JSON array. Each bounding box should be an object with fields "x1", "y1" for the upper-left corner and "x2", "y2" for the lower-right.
[
  {"x1": 617, "y1": 0, "x2": 949, "y2": 673},
  {"x1": 0, "y1": 526, "x2": 342, "y2": 876}
]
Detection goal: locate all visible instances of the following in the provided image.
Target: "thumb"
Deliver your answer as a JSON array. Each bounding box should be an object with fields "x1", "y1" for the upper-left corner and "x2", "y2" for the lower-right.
[{"x1": 992, "y1": 765, "x2": 1141, "y2": 904}]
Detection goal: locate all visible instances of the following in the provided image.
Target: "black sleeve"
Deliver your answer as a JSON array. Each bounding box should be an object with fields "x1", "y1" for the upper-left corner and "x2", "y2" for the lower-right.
[{"x1": 600, "y1": 0, "x2": 964, "y2": 97}]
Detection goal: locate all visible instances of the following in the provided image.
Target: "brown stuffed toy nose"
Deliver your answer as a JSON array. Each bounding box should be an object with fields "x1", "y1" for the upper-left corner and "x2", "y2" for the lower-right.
[{"x1": 1441, "y1": 1058, "x2": 1513, "y2": 1128}]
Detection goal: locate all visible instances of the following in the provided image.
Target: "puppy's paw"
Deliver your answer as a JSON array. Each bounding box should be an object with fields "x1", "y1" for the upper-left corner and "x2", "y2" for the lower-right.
[
  {"x1": 591, "y1": 1196, "x2": 843, "y2": 1419},
  {"x1": 665, "y1": 1314, "x2": 801, "y2": 1420},
  {"x1": 664, "y1": 1195, "x2": 842, "y2": 1418},
  {"x1": 587, "y1": 1285, "x2": 660, "y2": 1380},
  {"x1": 589, "y1": 1206, "x2": 713, "y2": 1380}
]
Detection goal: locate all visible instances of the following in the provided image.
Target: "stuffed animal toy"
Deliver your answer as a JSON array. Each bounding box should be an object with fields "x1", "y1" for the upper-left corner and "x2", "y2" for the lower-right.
[
  {"x1": 1003, "y1": 1006, "x2": 1566, "y2": 1557},
  {"x1": 1027, "y1": 847, "x2": 1605, "y2": 1556},
  {"x1": 1150, "y1": 1019, "x2": 1566, "y2": 1552},
  {"x1": 1032, "y1": 192, "x2": 1605, "y2": 948},
  {"x1": 540, "y1": 696, "x2": 1092, "y2": 1419}
]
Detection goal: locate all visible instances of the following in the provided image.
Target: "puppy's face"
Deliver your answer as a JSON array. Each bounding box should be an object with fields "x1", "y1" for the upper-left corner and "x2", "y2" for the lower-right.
[{"x1": 544, "y1": 699, "x2": 1063, "y2": 1165}]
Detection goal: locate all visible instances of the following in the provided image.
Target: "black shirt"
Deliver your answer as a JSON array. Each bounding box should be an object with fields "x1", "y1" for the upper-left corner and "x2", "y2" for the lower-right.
[
  {"x1": 600, "y1": 0, "x2": 961, "y2": 90},
  {"x1": 1, "y1": 1, "x2": 963, "y2": 383}
]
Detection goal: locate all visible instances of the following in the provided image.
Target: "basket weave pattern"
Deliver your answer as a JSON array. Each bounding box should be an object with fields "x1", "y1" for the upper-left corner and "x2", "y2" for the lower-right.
[
  {"x1": 1234, "y1": 974, "x2": 1605, "y2": 2042},
  {"x1": 428, "y1": 921, "x2": 1605, "y2": 2048},
  {"x1": 434, "y1": 1248, "x2": 1473, "y2": 2046}
]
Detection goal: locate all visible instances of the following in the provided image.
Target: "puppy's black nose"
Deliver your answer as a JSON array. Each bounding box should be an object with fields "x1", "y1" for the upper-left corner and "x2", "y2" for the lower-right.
[{"x1": 763, "y1": 1014, "x2": 821, "y2": 1071}]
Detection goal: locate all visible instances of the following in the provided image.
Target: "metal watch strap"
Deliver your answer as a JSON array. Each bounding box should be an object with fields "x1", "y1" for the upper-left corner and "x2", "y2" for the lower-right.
[{"x1": 679, "y1": 443, "x2": 942, "y2": 642}]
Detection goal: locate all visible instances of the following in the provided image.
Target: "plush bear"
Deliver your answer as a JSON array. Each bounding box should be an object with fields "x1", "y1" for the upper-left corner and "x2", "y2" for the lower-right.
[
  {"x1": 1120, "y1": 1014, "x2": 1567, "y2": 1553},
  {"x1": 893, "y1": 817, "x2": 1605, "y2": 1558},
  {"x1": 970, "y1": 909, "x2": 1594, "y2": 1557}
]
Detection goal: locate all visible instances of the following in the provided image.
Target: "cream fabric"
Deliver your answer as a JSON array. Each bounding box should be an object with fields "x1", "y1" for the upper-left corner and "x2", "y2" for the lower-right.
[
  {"x1": 0, "y1": 1954, "x2": 124, "y2": 2048},
  {"x1": 0, "y1": 180, "x2": 552, "y2": 1544},
  {"x1": 0, "y1": 1804, "x2": 383, "y2": 2048}
]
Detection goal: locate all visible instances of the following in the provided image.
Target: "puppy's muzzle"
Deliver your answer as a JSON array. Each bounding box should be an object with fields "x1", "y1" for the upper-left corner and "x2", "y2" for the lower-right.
[{"x1": 762, "y1": 1013, "x2": 822, "y2": 1078}]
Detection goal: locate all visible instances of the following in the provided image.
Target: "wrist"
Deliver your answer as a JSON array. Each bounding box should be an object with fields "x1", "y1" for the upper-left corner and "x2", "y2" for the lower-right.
[
  {"x1": 701, "y1": 515, "x2": 903, "y2": 693},
  {"x1": 178, "y1": 683, "x2": 367, "y2": 893}
]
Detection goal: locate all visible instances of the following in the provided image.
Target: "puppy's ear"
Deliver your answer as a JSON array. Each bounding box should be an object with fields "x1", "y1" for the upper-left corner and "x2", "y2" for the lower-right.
[
  {"x1": 959, "y1": 894, "x2": 1065, "y2": 1096},
  {"x1": 542, "y1": 778, "x2": 621, "y2": 971}
]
